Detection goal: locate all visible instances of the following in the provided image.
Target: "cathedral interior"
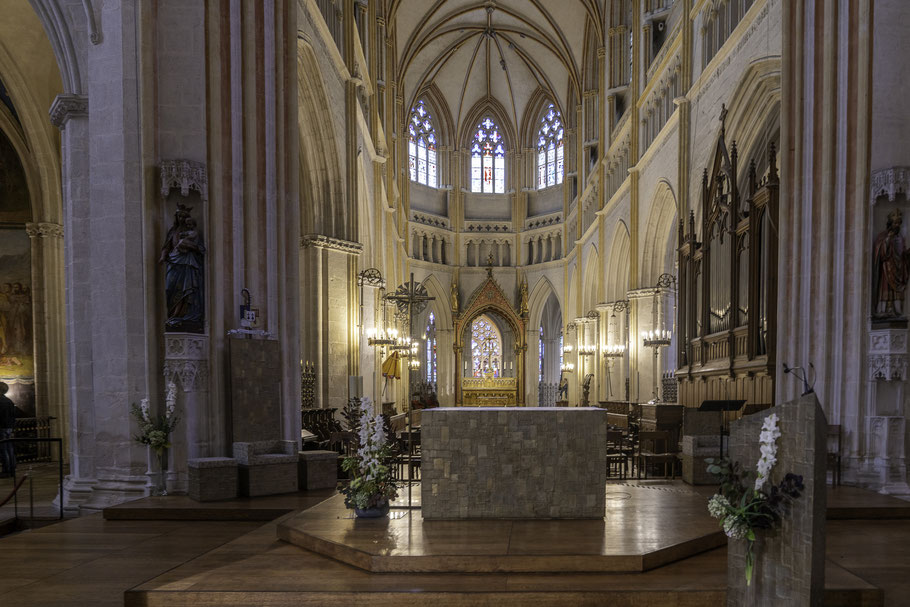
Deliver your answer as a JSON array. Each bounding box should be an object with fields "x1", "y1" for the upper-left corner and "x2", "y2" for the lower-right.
[{"x1": 1, "y1": 0, "x2": 910, "y2": 605}]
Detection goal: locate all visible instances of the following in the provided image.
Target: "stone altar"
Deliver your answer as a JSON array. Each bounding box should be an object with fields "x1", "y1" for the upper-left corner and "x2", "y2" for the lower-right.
[{"x1": 421, "y1": 407, "x2": 607, "y2": 519}]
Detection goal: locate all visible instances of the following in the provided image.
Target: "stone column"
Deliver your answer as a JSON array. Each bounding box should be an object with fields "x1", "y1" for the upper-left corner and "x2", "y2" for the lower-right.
[
  {"x1": 163, "y1": 333, "x2": 210, "y2": 494},
  {"x1": 778, "y1": 1, "x2": 872, "y2": 487},
  {"x1": 50, "y1": 94, "x2": 99, "y2": 513},
  {"x1": 25, "y1": 222, "x2": 68, "y2": 458}
]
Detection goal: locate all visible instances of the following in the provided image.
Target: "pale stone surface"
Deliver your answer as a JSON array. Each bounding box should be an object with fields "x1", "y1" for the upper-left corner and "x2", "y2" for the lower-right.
[
  {"x1": 188, "y1": 457, "x2": 238, "y2": 502},
  {"x1": 421, "y1": 408, "x2": 607, "y2": 519},
  {"x1": 297, "y1": 450, "x2": 338, "y2": 490},
  {"x1": 726, "y1": 394, "x2": 827, "y2": 607}
]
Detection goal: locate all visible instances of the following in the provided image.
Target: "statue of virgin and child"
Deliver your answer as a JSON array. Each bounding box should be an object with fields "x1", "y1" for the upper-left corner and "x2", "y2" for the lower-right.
[{"x1": 159, "y1": 203, "x2": 205, "y2": 332}]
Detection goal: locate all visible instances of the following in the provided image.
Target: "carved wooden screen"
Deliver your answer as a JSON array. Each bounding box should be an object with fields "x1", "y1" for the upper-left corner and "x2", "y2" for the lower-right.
[{"x1": 677, "y1": 116, "x2": 779, "y2": 408}]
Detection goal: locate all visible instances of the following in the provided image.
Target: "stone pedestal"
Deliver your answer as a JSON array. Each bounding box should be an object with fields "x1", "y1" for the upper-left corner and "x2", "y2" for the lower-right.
[
  {"x1": 164, "y1": 333, "x2": 210, "y2": 495},
  {"x1": 188, "y1": 457, "x2": 238, "y2": 502},
  {"x1": 421, "y1": 407, "x2": 607, "y2": 519},
  {"x1": 681, "y1": 435, "x2": 722, "y2": 485},
  {"x1": 726, "y1": 394, "x2": 826, "y2": 607},
  {"x1": 233, "y1": 440, "x2": 298, "y2": 497},
  {"x1": 298, "y1": 450, "x2": 338, "y2": 490}
]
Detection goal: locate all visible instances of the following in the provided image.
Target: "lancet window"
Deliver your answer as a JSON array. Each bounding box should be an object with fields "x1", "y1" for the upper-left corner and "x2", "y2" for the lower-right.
[
  {"x1": 425, "y1": 311, "x2": 437, "y2": 383},
  {"x1": 408, "y1": 99, "x2": 438, "y2": 188},
  {"x1": 470, "y1": 117, "x2": 505, "y2": 193},
  {"x1": 471, "y1": 315, "x2": 502, "y2": 377},
  {"x1": 537, "y1": 104, "x2": 565, "y2": 189},
  {"x1": 538, "y1": 325, "x2": 545, "y2": 382}
]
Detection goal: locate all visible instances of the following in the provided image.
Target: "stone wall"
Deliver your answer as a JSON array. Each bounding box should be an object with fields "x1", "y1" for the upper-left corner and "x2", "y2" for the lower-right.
[
  {"x1": 421, "y1": 407, "x2": 607, "y2": 519},
  {"x1": 726, "y1": 394, "x2": 826, "y2": 606}
]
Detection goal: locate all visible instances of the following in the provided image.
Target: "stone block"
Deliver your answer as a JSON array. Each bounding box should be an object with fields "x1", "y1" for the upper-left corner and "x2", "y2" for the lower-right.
[
  {"x1": 238, "y1": 462, "x2": 298, "y2": 497},
  {"x1": 298, "y1": 450, "x2": 338, "y2": 490},
  {"x1": 233, "y1": 440, "x2": 299, "y2": 497},
  {"x1": 421, "y1": 407, "x2": 607, "y2": 519},
  {"x1": 726, "y1": 394, "x2": 826, "y2": 606},
  {"x1": 187, "y1": 457, "x2": 238, "y2": 502}
]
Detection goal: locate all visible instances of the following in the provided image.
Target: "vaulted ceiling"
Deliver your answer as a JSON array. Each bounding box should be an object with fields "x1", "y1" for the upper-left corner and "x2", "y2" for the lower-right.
[{"x1": 391, "y1": 0, "x2": 604, "y2": 144}]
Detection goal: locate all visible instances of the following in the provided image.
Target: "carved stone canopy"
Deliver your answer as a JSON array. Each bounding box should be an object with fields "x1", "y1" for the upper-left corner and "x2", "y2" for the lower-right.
[{"x1": 160, "y1": 159, "x2": 208, "y2": 201}]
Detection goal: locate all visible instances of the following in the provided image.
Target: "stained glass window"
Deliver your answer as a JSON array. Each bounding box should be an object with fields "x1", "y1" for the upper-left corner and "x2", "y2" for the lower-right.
[
  {"x1": 538, "y1": 325, "x2": 545, "y2": 383},
  {"x1": 537, "y1": 104, "x2": 564, "y2": 189},
  {"x1": 558, "y1": 332, "x2": 563, "y2": 370},
  {"x1": 408, "y1": 100, "x2": 438, "y2": 188},
  {"x1": 425, "y1": 311, "x2": 437, "y2": 383},
  {"x1": 471, "y1": 315, "x2": 502, "y2": 377},
  {"x1": 471, "y1": 117, "x2": 505, "y2": 193}
]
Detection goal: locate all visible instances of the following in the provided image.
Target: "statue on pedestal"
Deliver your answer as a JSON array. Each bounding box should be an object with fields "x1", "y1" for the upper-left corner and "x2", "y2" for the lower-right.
[
  {"x1": 873, "y1": 208, "x2": 910, "y2": 319},
  {"x1": 519, "y1": 278, "x2": 529, "y2": 317},
  {"x1": 160, "y1": 203, "x2": 206, "y2": 332},
  {"x1": 450, "y1": 279, "x2": 458, "y2": 316}
]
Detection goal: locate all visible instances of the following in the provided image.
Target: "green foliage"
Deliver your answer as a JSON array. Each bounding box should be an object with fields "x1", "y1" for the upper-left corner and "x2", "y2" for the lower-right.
[
  {"x1": 130, "y1": 402, "x2": 179, "y2": 456},
  {"x1": 338, "y1": 446, "x2": 398, "y2": 510}
]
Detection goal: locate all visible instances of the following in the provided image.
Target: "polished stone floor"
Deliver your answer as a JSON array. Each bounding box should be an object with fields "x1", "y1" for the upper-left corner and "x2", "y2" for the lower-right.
[
  {"x1": 277, "y1": 485, "x2": 726, "y2": 572},
  {"x1": 0, "y1": 482, "x2": 908, "y2": 606}
]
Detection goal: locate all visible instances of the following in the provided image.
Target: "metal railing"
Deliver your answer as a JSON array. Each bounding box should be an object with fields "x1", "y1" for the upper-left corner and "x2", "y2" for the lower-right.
[{"x1": 0, "y1": 437, "x2": 64, "y2": 521}]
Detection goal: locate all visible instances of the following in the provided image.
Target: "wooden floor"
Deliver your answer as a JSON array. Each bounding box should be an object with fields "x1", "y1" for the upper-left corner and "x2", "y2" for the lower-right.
[{"x1": 1, "y1": 482, "x2": 907, "y2": 606}]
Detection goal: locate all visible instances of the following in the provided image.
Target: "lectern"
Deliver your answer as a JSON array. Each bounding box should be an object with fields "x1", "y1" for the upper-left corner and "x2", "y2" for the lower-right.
[{"x1": 697, "y1": 399, "x2": 746, "y2": 460}]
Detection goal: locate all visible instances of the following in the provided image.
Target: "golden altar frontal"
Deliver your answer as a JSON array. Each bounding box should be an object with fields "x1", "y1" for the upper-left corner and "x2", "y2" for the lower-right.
[{"x1": 461, "y1": 377, "x2": 517, "y2": 406}]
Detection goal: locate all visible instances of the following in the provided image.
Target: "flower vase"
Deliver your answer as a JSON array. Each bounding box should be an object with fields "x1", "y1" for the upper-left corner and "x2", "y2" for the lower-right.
[
  {"x1": 354, "y1": 500, "x2": 390, "y2": 518},
  {"x1": 155, "y1": 450, "x2": 169, "y2": 496}
]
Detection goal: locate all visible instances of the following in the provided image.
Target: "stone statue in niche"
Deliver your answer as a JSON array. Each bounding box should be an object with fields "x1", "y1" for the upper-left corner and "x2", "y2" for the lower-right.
[
  {"x1": 873, "y1": 208, "x2": 910, "y2": 319},
  {"x1": 160, "y1": 203, "x2": 206, "y2": 332},
  {"x1": 450, "y1": 279, "x2": 458, "y2": 316},
  {"x1": 519, "y1": 278, "x2": 529, "y2": 317}
]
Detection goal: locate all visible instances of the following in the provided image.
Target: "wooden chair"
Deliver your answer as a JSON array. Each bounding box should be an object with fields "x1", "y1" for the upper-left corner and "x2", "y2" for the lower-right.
[
  {"x1": 827, "y1": 424, "x2": 842, "y2": 486},
  {"x1": 329, "y1": 431, "x2": 357, "y2": 457},
  {"x1": 637, "y1": 430, "x2": 677, "y2": 479},
  {"x1": 606, "y1": 430, "x2": 630, "y2": 479}
]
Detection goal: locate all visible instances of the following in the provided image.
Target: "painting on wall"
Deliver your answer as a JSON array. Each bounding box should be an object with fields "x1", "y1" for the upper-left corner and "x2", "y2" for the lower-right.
[
  {"x1": 0, "y1": 129, "x2": 29, "y2": 224},
  {"x1": 0, "y1": 229, "x2": 33, "y2": 414}
]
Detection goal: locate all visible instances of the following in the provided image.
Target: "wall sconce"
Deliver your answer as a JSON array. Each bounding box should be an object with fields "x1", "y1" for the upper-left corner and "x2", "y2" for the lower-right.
[
  {"x1": 603, "y1": 344, "x2": 626, "y2": 358},
  {"x1": 578, "y1": 344, "x2": 597, "y2": 356},
  {"x1": 560, "y1": 362, "x2": 575, "y2": 373}
]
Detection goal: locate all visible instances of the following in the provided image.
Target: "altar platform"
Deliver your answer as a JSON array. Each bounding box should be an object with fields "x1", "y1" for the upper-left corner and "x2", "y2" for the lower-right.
[
  {"x1": 277, "y1": 484, "x2": 724, "y2": 573},
  {"x1": 121, "y1": 481, "x2": 897, "y2": 607}
]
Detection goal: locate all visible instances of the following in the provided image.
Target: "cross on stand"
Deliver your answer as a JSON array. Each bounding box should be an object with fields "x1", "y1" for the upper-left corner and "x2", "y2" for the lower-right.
[{"x1": 384, "y1": 273, "x2": 435, "y2": 510}]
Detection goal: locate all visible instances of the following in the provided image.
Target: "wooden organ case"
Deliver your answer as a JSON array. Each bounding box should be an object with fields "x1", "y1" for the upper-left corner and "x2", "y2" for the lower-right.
[{"x1": 676, "y1": 116, "x2": 779, "y2": 409}]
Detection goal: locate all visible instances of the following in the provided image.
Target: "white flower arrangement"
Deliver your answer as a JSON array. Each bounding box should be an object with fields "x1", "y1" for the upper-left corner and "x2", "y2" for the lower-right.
[
  {"x1": 130, "y1": 382, "x2": 181, "y2": 456},
  {"x1": 705, "y1": 411, "x2": 804, "y2": 586},
  {"x1": 340, "y1": 397, "x2": 398, "y2": 511},
  {"x1": 754, "y1": 413, "x2": 781, "y2": 492}
]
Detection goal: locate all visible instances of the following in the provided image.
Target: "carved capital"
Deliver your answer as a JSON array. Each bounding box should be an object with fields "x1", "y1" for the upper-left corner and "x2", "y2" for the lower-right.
[
  {"x1": 871, "y1": 167, "x2": 910, "y2": 203},
  {"x1": 300, "y1": 234, "x2": 363, "y2": 255},
  {"x1": 25, "y1": 222, "x2": 64, "y2": 239},
  {"x1": 869, "y1": 353, "x2": 907, "y2": 382},
  {"x1": 163, "y1": 360, "x2": 209, "y2": 392},
  {"x1": 49, "y1": 94, "x2": 88, "y2": 130},
  {"x1": 160, "y1": 159, "x2": 208, "y2": 201},
  {"x1": 164, "y1": 333, "x2": 209, "y2": 392}
]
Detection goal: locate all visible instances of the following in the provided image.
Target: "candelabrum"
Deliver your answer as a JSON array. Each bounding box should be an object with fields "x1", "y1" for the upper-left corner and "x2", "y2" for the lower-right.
[
  {"x1": 642, "y1": 329, "x2": 672, "y2": 402},
  {"x1": 560, "y1": 361, "x2": 574, "y2": 373},
  {"x1": 366, "y1": 326, "x2": 398, "y2": 346},
  {"x1": 578, "y1": 344, "x2": 597, "y2": 356},
  {"x1": 300, "y1": 360, "x2": 317, "y2": 409}
]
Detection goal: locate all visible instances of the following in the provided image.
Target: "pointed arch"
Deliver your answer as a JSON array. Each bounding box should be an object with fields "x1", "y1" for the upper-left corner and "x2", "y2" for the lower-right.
[
  {"x1": 418, "y1": 272, "x2": 453, "y2": 330},
  {"x1": 581, "y1": 244, "x2": 599, "y2": 314},
  {"x1": 605, "y1": 220, "x2": 631, "y2": 302},
  {"x1": 641, "y1": 180, "x2": 678, "y2": 286},
  {"x1": 297, "y1": 37, "x2": 345, "y2": 239},
  {"x1": 723, "y1": 57, "x2": 781, "y2": 186},
  {"x1": 459, "y1": 96, "x2": 516, "y2": 152},
  {"x1": 527, "y1": 275, "x2": 561, "y2": 333},
  {"x1": 410, "y1": 82, "x2": 455, "y2": 147}
]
